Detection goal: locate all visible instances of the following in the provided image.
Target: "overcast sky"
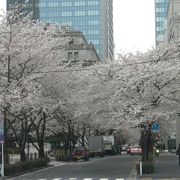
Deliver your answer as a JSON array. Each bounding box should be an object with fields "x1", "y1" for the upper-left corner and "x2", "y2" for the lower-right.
[{"x1": 0, "y1": 0, "x2": 155, "y2": 56}]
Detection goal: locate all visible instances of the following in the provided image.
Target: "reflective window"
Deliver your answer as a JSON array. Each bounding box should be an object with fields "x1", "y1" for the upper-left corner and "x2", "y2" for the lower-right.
[
  {"x1": 49, "y1": 11, "x2": 59, "y2": 17},
  {"x1": 88, "y1": 1, "x2": 99, "y2": 5},
  {"x1": 88, "y1": 30, "x2": 99, "y2": 34},
  {"x1": 61, "y1": 2, "x2": 72, "y2": 6},
  {"x1": 39, "y1": 2, "x2": 46, "y2": 7},
  {"x1": 74, "y1": 11, "x2": 86, "y2": 16},
  {"x1": 62, "y1": 11, "x2": 72, "y2": 16},
  {"x1": 74, "y1": 1, "x2": 86, "y2": 6},
  {"x1": 48, "y1": 2, "x2": 59, "y2": 7},
  {"x1": 88, "y1": 10, "x2": 99, "y2": 16},
  {"x1": 88, "y1": 20, "x2": 99, "y2": 25}
]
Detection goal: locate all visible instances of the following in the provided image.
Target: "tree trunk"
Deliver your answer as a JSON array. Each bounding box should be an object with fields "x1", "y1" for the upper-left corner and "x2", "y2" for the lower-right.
[
  {"x1": 3, "y1": 108, "x2": 9, "y2": 164},
  {"x1": 20, "y1": 148, "x2": 26, "y2": 161}
]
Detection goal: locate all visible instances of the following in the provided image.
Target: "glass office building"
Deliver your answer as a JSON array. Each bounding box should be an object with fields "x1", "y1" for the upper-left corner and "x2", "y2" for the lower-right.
[
  {"x1": 155, "y1": 0, "x2": 169, "y2": 45},
  {"x1": 7, "y1": 0, "x2": 114, "y2": 62},
  {"x1": 7, "y1": 0, "x2": 40, "y2": 19}
]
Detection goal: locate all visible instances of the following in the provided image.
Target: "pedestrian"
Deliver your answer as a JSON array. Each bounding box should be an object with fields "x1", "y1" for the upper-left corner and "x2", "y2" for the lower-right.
[{"x1": 176, "y1": 144, "x2": 180, "y2": 166}]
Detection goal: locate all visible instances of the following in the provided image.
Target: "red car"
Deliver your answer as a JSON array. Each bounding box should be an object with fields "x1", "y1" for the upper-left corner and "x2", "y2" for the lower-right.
[
  {"x1": 127, "y1": 146, "x2": 133, "y2": 154},
  {"x1": 130, "y1": 146, "x2": 142, "y2": 155},
  {"x1": 72, "y1": 147, "x2": 90, "y2": 161}
]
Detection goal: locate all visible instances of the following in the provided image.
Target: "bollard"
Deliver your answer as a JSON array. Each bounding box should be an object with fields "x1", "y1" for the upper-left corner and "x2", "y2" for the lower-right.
[{"x1": 140, "y1": 160, "x2": 142, "y2": 175}]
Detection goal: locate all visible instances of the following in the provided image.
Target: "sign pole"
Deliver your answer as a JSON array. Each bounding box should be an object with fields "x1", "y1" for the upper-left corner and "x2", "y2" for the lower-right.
[
  {"x1": 0, "y1": 115, "x2": 4, "y2": 177},
  {"x1": 1, "y1": 141, "x2": 4, "y2": 177}
]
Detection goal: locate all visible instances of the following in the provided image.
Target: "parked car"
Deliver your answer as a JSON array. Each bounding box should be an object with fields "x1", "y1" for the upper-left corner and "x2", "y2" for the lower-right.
[
  {"x1": 129, "y1": 146, "x2": 142, "y2": 155},
  {"x1": 121, "y1": 145, "x2": 128, "y2": 154},
  {"x1": 72, "y1": 147, "x2": 90, "y2": 161},
  {"x1": 127, "y1": 145, "x2": 133, "y2": 154}
]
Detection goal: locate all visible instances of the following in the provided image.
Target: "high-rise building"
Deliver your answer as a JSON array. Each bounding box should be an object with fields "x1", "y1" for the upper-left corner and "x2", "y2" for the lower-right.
[
  {"x1": 155, "y1": 0, "x2": 169, "y2": 45},
  {"x1": 7, "y1": 0, "x2": 114, "y2": 62},
  {"x1": 166, "y1": 0, "x2": 180, "y2": 42},
  {"x1": 7, "y1": 0, "x2": 39, "y2": 19}
]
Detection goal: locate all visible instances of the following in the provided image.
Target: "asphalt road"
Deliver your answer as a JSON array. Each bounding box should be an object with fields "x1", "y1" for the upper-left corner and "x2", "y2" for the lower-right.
[{"x1": 7, "y1": 154, "x2": 140, "y2": 180}]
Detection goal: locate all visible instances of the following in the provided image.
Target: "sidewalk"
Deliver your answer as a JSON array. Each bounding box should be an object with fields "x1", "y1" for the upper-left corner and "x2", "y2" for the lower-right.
[
  {"x1": 139, "y1": 152, "x2": 180, "y2": 180},
  {"x1": 49, "y1": 159, "x2": 67, "y2": 166}
]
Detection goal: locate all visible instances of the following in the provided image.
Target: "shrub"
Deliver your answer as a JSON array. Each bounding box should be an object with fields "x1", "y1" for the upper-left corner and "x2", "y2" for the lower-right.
[
  {"x1": 136, "y1": 160, "x2": 154, "y2": 174},
  {"x1": 5, "y1": 158, "x2": 50, "y2": 176}
]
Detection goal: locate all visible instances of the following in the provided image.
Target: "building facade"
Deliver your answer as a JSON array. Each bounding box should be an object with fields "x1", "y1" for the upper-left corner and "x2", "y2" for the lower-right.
[
  {"x1": 7, "y1": 0, "x2": 114, "y2": 62},
  {"x1": 61, "y1": 30, "x2": 101, "y2": 65},
  {"x1": 155, "y1": 0, "x2": 169, "y2": 45}
]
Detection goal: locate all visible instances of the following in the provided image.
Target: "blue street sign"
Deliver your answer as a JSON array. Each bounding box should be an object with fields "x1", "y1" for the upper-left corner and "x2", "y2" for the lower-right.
[{"x1": 151, "y1": 122, "x2": 160, "y2": 131}]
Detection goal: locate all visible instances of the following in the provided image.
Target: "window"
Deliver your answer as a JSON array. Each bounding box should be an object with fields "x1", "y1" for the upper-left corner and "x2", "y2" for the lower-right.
[
  {"x1": 88, "y1": 20, "x2": 99, "y2": 25},
  {"x1": 88, "y1": 1, "x2": 99, "y2": 6},
  {"x1": 49, "y1": 11, "x2": 59, "y2": 17},
  {"x1": 88, "y1": 10, "x2": 99, "y2": 16},
  {"x1": 62, "y1": 11, "x2": 72, "y2": 16},
  {"x1": 68, "y1": 52, "x2": 79, "y2": 61},
  {"x1": 74, "y1": 52, "x2": 79, "y2": 61},
  {"x1": 68, "y1": 52, "x2": 73, "y2": 61},
  {"x1": 48, "y1": 2, "x2": 59, "y2": 7},
  {"x1": 75, "y1": 1, "x2": 85, "y2": 6},
  {"x1": 74, "y1": 11, "x2": 86, "y2": 16},
  {"x1": 88, "y1": 30, "x2": 99, "y2": 35},
  {"x1": 61, "y1": 2, "x2": 72, "y2": 6}
]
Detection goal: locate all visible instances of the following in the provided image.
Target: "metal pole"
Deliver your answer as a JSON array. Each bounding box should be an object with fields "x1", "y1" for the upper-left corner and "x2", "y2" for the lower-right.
[
  {"x1": 140, "y1": 160, "x2": 142, "y2": 175},
  {"x1": 144, "y1": 127, "x2": 147, "y2": 174},
  {"x1": 1, "y1": 141, "x2": 4, "y2": 177}
]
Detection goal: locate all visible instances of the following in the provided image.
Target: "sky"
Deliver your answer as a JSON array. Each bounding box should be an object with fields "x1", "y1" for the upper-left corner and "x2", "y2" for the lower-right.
[{"x1": 0, "y1": 0, "x2": 155, "y2": 56}]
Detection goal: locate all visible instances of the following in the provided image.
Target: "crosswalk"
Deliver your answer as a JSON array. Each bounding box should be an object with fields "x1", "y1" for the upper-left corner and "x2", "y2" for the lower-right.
[{"x1": 36, "y1": 178, "x2": 126, "y2": 180}]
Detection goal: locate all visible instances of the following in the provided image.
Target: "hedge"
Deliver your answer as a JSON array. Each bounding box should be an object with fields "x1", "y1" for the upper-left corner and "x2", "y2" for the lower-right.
[
  {"x1": 5, "y1": 158, "x2": 50, "y2": 176},
  {"x1": 55, "y1": 154, "x2": 72, "y2": 162}
]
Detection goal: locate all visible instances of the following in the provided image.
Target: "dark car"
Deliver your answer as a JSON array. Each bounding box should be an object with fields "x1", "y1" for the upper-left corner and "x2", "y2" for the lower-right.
[{"x1": 72, "y1": 147, "x2": 90, "y2": 161}]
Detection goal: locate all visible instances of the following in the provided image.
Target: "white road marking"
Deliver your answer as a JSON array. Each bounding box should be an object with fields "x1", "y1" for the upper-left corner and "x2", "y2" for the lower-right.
[
  {"x1": 53, "y1": 178, "x2": 62, "y2": 180},
  {"x1": 69, "y1": 178, "x2": 78, "y2": 180},
  {"x1": 99, "y1": 179, "x2": 109, "y2": 180},
  {"x1": 83, "y1": 178, "x2": 93, "y2": 180}
]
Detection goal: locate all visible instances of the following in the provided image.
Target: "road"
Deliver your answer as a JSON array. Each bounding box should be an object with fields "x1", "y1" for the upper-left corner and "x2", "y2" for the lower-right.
[{"x1": 8, "y1": 154, "x2": 140, "y2": 180}]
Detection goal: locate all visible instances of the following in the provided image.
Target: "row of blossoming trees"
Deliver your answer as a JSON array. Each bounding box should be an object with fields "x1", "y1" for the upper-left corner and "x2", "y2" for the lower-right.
[{"x1": 0, "y1": 6, "x2": 179, "y2": 163}]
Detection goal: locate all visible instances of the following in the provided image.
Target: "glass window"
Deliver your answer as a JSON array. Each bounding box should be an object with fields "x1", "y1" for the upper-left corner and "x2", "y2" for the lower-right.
[
  {"x1": 89, "y1": 40, "x2": 99, "y2": 44},
  {"x1": 74, "y1": 11, "x2": 86, "y2": 16},
  {"x1": 68, "y1": 52, "x2": 73, "y2": 61},
  {"x1": 88, "y1": 30, "x2": 99, "y2": 34},
  {"x1": 49, "y1": 11, "x2": 59, "y2": 17},
  {"x1": 88, "y1": 20, "x2": 99, "y2": 25},
  {"x1": 88, "y1": 10, "x2": 99, "y2": 16},
  {"x1": 74, "y1": 52, "x2": 79, "y2": 61},
  {"x1": 48, "y1": 2, "x2": 59, "y2": 7},
  {"x1": 88, "y1": 1, "x2": 99, "y2": 6},
  {"x1": 74, "y1": 1, "x2": 85, "y2": 6},
  {"x1": 61, "y1": 2, "x2": 72, "y2": 6},
  {"x1": 62, "y1": 11, "x2": 72, "y2": 16},
  {"x1": 39, "y1": 2, "x2": 46, "y2": 7}
]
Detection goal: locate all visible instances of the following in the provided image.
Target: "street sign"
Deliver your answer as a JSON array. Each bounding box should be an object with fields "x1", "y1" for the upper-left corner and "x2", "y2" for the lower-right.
[{"x1": 151, "y1": 122, "x2": 160, "y2": 131}]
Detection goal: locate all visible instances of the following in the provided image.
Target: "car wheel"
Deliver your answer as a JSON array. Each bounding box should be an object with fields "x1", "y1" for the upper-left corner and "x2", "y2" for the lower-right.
[{"x1": 84, "y1": 156, "x2": 89, "y2": 161}]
